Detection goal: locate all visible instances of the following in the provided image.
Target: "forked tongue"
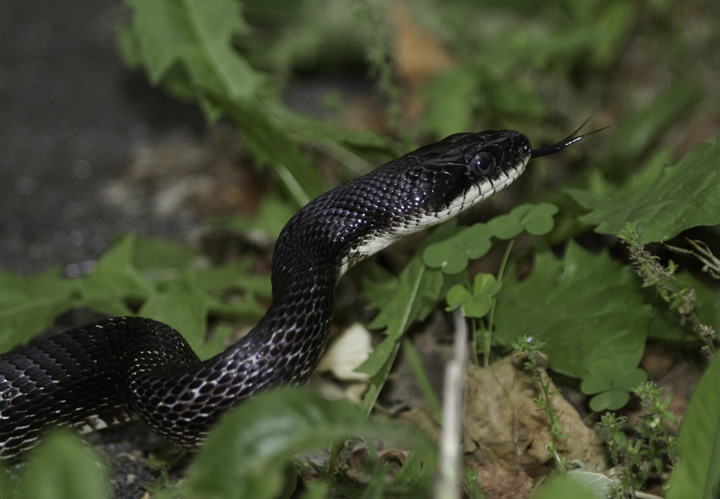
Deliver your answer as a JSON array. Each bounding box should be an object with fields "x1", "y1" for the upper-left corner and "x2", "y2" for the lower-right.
[{"x1": 530, "y1": 116, "x2": 610, "y2": 158}]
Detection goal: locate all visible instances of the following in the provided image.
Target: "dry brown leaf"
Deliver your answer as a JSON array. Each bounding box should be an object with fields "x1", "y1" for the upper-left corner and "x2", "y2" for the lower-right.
[
  {"x1": 463, "y1": 356, "x2": 607, "y2": 477},
  {"x1": 398, "y1": 406, "x2": 442, "y2": 441},
  {"x1": 472, "y1": 462, "x2": 534, "y2": 499}
]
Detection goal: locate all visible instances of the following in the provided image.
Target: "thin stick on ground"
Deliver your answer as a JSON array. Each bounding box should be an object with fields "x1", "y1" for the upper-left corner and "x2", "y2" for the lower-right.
[{"x1": 434, "y1": 310, "x2": 468, "y2": 499}]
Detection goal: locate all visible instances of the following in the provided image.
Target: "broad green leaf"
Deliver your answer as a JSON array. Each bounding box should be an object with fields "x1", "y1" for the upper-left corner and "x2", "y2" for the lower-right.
[
  {"x1": 131, "y1": 235, "x2": 201, "y2": 272},
  {"x1": 494, "y1": 241, "x2": 650, "y2": 379},
  {"x1": 0, "y1": 266, "x2": 71, "y2": 307},
  {"x1": 484, "y1": 213, "x2": 525, "y2": 240},
  {"x1": 0, "y1": 267, "x2": 77, "y2": 351},
  {"x1": 176, "y1": 388, "x2": 436, "y2": 499},
  {"x1": 20, "y1": 430, "x2": 108, "y2": 499},
  {"x1": 211, "y1": 192, "x2": 297, "y2": 240},
  {"x1": 568, "y1": 139, "x2": 720, "y2": 243},
  {"x1": 193, "y1": 257, "x2": 271, "y2": 298},
  {"x1": 124, "y1": 0, "x2": 265, "y2": 102},
  {"x1": 138, "y1": 290, "x2": 208, "y2": 354},
  {"x1": 393, "y1": 452, "x2": 430, "y2": 490},
  {"x1": 532, "y1": 471, "x2": 611, "y2": 499},
  {"x1": 123, "y1": 0, "x2": 327, "y2": 202},
  {"x1": 138, "y1": 265, "x2": 210, "y2": 354},
  {"x1": 666, "y1": 357, "x2": 720, "y2": 499},
  {"x1": 192, "y1": 257, "x2": 271, "y2": 322},
  {"x1": 79, "y1": 235, "x2": 154, "y2": 316},
  {"x1": 587, "y1": 390, "x2": 631, "y2": 413}
]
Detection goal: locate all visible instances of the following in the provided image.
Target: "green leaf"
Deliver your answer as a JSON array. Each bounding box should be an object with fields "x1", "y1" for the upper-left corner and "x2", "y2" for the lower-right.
[
  {"x1": 422, "y1": 226, "x2": 491, "y2": 274},
  {"x1": 79, "y1": 237, "x2": 154, "y2": 317},
  {"x1": 283, "y1": 110, "x2": 399, "y2": 157},
  {"x1": 20, "y1": 430, "x2": 109, "y2": 499},
  {"x1": 177, "y1": 388, "x2": 436, "y2": 499},
  {"x1": 138, "y1": 288, "x2": 209, "y2": 355},
  {"x1": 494, "y1": 241, "x2": 650, "y2": 379},
  {"x1": 393, "y1": 452, "x2": 430, "y2": 490},
  {"x1": 666, "y1": 357, "x2": 720, "y2": 499},
  {"x1": 193, "y1": 257, "x2": 271, "y2": 298},
  {"x1": 446, "y1": 273, "x2": 502, "y2": 318},
  {"x1": 568, "y1": 139, "x2": 720, "y2": 243},
  {"x1": 532, "y1": 470, "x2": 611, "y2": 499},
  {"x1": 131, "y1": 235, "x2": 201, "y2": 272},
  {"x1": 647, "y1": 270, "x2": 719, "y2": 342},
  {"x1": 581, "y1": 356, "x2": 648, "y2": 411},
  {"x1": 422, "y1": 66, "x2": 479, "y2": 137},
  {"x1": 0, "y1": 267, "x2": 77, "y2": 351},
  {"x1": 603, "y1": 82, "x2": 702, "y2": 162},
  {"x1": 124, "y1": 0, "x2": 265, "y2": 102},
  {"x1": 212, "y1": 191, "x2": 297, "y2": 240},
  {"x1": 358, "y1": 255, "x2": 444, "y2": 376},
  {"x1": 587, "y1": 390, "x2": 631, "y2": 413},
  {"x1": 123, "y1": 0, "x2": 327, "y2": 203},
  {"x1": 210, "y1": 95, "x2": 329, "y2": 204},
  {"x1": 357, "y1": 223, "x2": 463, "y2": 412},
  {"x1": 423, "y1": 203, "x2": 558, "y2": 274},
  {"x1": 514, "y1": 203, "x2": 560, "y2": 236},
  {"x1": 580, "y1": 355, "x2": 647, "y2": 395},
  {"x1": 485, "y1": 202, "x2": 559, "y2": 239}
]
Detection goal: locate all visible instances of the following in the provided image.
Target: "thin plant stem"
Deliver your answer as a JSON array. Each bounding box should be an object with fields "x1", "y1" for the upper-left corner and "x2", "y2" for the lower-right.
[
  {"x1": 483, "y1": 240, "x2": 514, "y2": 366},
  {"x1": 403, "y1": 338, "x2": 443, "y2": 423}
]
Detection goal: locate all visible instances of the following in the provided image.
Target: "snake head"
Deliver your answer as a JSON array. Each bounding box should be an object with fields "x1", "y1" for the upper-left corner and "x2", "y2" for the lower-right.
[
  {"x1": 408, "y1": 129, "x2": 532, "y2": 217},
  {"x1": 278, "y1": 122, "x2": 603, "y2": 277}
]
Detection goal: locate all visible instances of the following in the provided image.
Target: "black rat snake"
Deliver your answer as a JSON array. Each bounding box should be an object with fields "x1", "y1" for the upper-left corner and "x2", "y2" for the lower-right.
[{"x1": 0, "y1": 125, "x2": 598, "y2": 458}]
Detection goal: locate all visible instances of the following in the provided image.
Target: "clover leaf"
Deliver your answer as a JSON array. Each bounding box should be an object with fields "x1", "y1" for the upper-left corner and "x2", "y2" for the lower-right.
[
  {"x1": 423, "y1": 203, "x2": 559, "y2": 275},
  {"x1": 446, "y1": 273, "x2": 503, "y2": 318},
  {"x1": 423, "y1": 227, "x2": 492, "y2": 274},
  {"x1": 581, "y1": 355, "x2": 648, "y2": 411}
]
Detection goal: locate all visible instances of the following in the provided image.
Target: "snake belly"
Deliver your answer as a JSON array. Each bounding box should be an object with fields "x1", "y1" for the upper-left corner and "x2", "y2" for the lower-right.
[{"x1": 0, "y1": 130, "x2": 533, "y2": 458}]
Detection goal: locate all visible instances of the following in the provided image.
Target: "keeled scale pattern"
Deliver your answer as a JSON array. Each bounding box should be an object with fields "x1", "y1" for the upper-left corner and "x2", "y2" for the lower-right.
[{"x1": 0, "y1": 130, "x2": 531, "y2": 457}]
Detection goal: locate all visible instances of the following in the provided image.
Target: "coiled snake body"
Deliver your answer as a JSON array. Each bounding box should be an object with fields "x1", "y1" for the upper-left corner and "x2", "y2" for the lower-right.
[{"x1": 0, "y1": 127, "x2": 595, "y2": 458}]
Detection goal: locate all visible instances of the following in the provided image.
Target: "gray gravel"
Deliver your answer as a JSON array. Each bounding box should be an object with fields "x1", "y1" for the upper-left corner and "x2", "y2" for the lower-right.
[{"x1": 0, "y1": 1, "x2": 204, "y2": 276}]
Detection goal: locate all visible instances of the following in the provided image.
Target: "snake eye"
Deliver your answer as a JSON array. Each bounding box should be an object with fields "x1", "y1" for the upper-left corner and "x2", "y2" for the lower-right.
[{"x1": 469, "y1": 152, "x2": 494, "y2": 175}]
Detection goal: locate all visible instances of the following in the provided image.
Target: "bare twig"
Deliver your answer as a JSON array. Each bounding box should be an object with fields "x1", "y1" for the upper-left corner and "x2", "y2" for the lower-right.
[{"x1": 434, "y1": 310, "x2": 468, "y2": 499}]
